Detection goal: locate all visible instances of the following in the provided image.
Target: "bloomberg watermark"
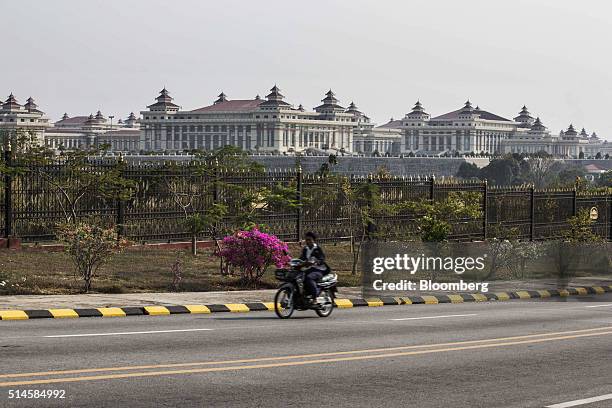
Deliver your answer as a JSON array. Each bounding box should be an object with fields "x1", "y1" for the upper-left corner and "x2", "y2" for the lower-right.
[{"x1": 361, "y1": 240, "x2": 611, "y2": 300}]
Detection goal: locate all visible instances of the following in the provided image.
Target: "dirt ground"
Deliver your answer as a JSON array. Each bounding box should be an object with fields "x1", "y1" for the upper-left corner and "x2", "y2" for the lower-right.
[{"x1": 0, "y1": 242, "x2": 361, "y2": 295}]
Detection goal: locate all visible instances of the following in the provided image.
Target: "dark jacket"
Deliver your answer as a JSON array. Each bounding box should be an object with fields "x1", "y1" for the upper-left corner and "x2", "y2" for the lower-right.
[{"x1": 299, "y1": 245, "x2": 330, "y2": 274}]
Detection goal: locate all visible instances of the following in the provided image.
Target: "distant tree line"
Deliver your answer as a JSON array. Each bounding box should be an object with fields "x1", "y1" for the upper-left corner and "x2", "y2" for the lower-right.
[{"x1": 456, "y1": 152, "x2": 612, "y2": 188}]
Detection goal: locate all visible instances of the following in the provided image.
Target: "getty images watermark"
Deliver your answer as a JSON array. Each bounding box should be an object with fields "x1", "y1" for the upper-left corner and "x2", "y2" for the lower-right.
[
  {"x1": 371, "y1": 252, "x2": 489, "y2": 293},
  {"x1": 361, "y1": 242, "x2": 492, "y2": 297}
]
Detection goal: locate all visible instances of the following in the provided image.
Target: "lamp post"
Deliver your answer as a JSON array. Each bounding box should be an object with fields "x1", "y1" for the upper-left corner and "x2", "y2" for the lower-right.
[{"x1": 108, "y1": 115, "x2": 114, "y2": 130}]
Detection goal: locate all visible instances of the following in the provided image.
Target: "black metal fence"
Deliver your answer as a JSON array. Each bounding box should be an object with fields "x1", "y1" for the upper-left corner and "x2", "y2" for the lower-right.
[{"x1": 1, "y1": 159, "x2": 610, "y2": 243}]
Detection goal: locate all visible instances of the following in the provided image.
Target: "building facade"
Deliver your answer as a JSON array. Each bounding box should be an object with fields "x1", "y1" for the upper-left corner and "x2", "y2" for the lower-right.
[
  {"x1": 139, "y1": 86, "x2": 363, "y2": 154},
  {"x1": 0, "y1": 94, "x2": 51, "y2": 147},
  {"x1": 3, "y1": 90, "x2": 610, "y2": 158},
  {"x1": 377, "y1": 101, "x2": 610, "y2": 158},
  {"x1": 45, "y1": 111, "x2": 140, "y2": 151}
]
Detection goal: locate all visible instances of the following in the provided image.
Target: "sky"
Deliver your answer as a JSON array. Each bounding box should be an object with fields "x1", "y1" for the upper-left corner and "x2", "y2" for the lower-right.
[{"x1": 1, "y1": 0, "x2": 611, "y2": 139}]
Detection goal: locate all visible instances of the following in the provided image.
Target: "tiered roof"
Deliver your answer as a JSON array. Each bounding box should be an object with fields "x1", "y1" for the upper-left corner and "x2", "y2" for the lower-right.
[
  {"x1": 314, "y1": 89, "x2": 345, "y2": 113},
  {"x1": 530, "y1": 117, "x2": 547, "y2": 132},
  {"x1": 147, "y1": 88, "x2": 180, "y2": 109},
  {"x1": 259, "y1": 85, "x2": 292, "y2": 108},
  {"x1": 2, "y1": 94, "x2": 22, "y2": 111},
  {"x1": 406, "y1": 100, "x2": 429, "y2": 119},
  {"x1": 214, "y1": 92, "x2": 228, "y2": 104},
  {"x1": 24, "y1": 97, "x2": 42, "y2": 113}
]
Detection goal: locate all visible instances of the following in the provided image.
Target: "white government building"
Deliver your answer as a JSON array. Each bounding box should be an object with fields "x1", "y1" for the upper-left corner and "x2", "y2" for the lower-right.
[
  {"x1": 1, "y1": 91, "x2": 611, "y2": 158},
  {"x1": 140, "y1": 86, "x2": 366, "y2": 154},
  {"x1": 372, "y1": 101, "x2": 612, "y2": 158}
]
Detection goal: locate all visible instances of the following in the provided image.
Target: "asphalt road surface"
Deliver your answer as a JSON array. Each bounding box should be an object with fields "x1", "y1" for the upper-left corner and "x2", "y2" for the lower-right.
[{"x1": 1, "y1": 295, "x2": 612, "y2": 408}]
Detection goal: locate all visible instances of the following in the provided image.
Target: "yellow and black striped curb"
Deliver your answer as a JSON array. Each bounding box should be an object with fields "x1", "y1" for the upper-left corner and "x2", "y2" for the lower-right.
[{"x1": 1, "y1": 285, "x2": 611, "y2": 320}]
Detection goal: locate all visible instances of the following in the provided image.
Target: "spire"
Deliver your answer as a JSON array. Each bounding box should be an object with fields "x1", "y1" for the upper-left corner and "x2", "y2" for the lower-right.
[
  {"x1": 298, "y1": 104, "x2": 305, "y2": 112},
  {"x1": 461, "y1": 100, "x2": 474, "y2": 113},
  {"x1": 406, "y1": 100, "x2": 429, "y2": 119},
  {"x1": 580, "y1": 127, "x2": 588, "y2": 137},
  {"x1": 156, "y1": 88, "x2": 173, "y2": 103},
  {"x1": 346, "y1": 101, "x2": 361, "y2": 114},
  {"x1": 514, "y1": 105, "x2": 534, "y2": 127},
  {"x1": 412, "y1": 100, "x2": 424, "y2": 112},
  {"x1": 255, "y1": 94, "x2": 261, "y2": 100},
  {"x1": 591, "y1": 131, "x2": 599, "y2": 139},
  {"x1": 565, "y1": 124, "x2": 577, "y2": 135},
  {"x1": 61, "y1": 113, "x2": 69, "y2": 121},
  {"x1": 127, "y1": 112, "x2": 136, "y2": 121},
  {"x1": 266, "y1": 85, "x2": 284, "y2": 101},
  {"x1": 321, "y1": 89, "x2": 338, "y2": 104},
  {"x1": 531, "y1": 117, "x2": 546, "y2": 131},
  {"x1": 3, "y1": 93, "x2": 22, "y2": 111},
  {"x1": 215, "y1": 92, "x2": 228, "y2": 104},
  {"x1": 24, "y1": 97, "x2": 38, "y2": 111},
  {"x1": 314, "y1": 89, "x2": 344, "y2": 113},
  {"x1": 95, "y1": 110, "x2": 105, "y2": 120},
  {"x1": 148, "y1": 87, "x2": 179, "y2": 110}
]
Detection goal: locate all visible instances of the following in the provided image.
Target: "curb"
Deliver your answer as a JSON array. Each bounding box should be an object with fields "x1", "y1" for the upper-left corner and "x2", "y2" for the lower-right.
[{"x1": 1, "y1": 285, "x2": 611, "y2": 321}]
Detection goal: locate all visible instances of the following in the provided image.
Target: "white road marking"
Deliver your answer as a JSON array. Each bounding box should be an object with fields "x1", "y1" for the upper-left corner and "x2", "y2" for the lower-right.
[
  {"x1": 585, "y1": 304, "x2": 612, "y2": 308},
  {"x1": 43, "y1": 328, "x2": 214, "y2": 338},
  {"x1": 390, "y1": 314, "x2": 478, "y2": 321},
  {"x1": 545, "y1": 393, "x2": 612, "y2": 407}
]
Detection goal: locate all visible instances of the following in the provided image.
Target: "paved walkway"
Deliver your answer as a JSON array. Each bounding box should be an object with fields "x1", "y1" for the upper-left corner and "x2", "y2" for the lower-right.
[
  {"x1": 0, "y1": 288, "x2": 363, "y2": 309},
  {"x1": 1, "y1": 276, "x2": 611, "y2": 310}
]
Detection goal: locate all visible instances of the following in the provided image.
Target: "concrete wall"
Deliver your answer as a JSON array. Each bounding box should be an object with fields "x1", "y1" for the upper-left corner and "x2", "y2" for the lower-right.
[{"x1": 250, "y1": 155, "x2": 473, "y2": 176}]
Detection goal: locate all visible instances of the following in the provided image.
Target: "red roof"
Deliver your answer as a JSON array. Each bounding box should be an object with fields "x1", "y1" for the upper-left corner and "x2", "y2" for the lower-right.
[
  {"x1": 55, "y1": 116, "x2": 89, "y2": 125},
  {"x1": 432, "y1": 108, "x2": 511, "y2": 122},
  {"x1": 584, "y1": 164, "x2": 605, "y2": 172},
  {"x1": 190, "y1": 99, "x2": 263, "y2": 113}
]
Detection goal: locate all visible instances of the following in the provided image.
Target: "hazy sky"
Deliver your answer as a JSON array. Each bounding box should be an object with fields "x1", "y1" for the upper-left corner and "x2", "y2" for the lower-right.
[{"x1": 2, "y1": 0, "x2": 611, "y2": 139}]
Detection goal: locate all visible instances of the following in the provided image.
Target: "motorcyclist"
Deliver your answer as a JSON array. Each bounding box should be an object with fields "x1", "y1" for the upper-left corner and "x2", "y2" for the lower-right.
[{"x1": 299, "y1": 231, "x2": 329, "y2": 305}]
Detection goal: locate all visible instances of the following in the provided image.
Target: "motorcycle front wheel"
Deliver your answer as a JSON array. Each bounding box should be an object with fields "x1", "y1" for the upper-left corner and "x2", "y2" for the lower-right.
[
  {"x1": 315, "y1": 289, "x2": 334, "y2": 317},
  {"x1": 274, "y1": 283, "x2": 296, "y2": 319}
]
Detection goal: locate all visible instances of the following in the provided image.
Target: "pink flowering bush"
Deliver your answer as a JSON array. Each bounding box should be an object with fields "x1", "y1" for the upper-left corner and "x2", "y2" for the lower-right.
[{"x1": 217, "y1": 228, "x2": 290, "y2": 285}]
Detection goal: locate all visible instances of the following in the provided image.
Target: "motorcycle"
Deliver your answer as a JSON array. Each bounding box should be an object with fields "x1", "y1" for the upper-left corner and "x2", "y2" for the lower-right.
[{"x1": 274, "y1": 259, "x2": 338, "y2": 319}]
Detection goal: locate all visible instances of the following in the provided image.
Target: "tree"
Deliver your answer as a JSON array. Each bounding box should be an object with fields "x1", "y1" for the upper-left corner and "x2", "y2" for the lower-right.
[
  {"x1": 401, "y1": 192, "x2": 482, "y2": 242},
  {"x1": 317, "y1": 154, "x2": 338, "y2": 177},
  {"x1": 2, "y1": 133, "x2": 135, "y2": 224},
  {"x1": 57, "y1": 223, "x2": 129, "y2": 293},
  {"x1": 524, "y1": 156, "x2": 556, "y2": 188},
  {"x1": 456, "y1": 162, "x2": 480, "y2": 179},
  {"x1": 485, "y1": 225, "x2": 545, "y2": 280},
  {"x1": 479, "y1": 156, "x2": 522, "y2": 185}
]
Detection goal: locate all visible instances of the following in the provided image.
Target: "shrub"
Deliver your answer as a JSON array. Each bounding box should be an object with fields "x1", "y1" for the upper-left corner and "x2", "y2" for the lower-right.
[
  {"x1": 217, "y1": 228, "x2": 290, "y2": 286},
  {"x1": 57, "y1": 223, "x2": 129, "y2": 293}
]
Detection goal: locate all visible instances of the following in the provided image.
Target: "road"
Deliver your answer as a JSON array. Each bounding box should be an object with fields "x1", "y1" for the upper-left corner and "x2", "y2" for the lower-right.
[{"x1": 1, "y1": 295, "x2": 612, "y2": 408}]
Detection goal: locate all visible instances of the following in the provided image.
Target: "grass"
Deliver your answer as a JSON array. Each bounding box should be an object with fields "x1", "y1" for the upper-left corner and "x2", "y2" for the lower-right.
[{"x1": 0, "y1": 243, "x2": 362, "y2": 295}]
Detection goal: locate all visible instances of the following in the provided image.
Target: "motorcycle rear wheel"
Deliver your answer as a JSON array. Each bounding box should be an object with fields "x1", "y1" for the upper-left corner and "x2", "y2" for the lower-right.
[
  {"x1": 315, "y1": 289, "x2": 334, "y2": 317},
  {"x1": 274, "y1": 283, "x2": 295, "y2": 319}
]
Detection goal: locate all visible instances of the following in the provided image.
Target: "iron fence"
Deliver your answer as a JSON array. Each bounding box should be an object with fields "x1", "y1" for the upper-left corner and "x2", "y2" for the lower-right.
[{"x1": 1, "y1": 159, "x2": 610, "y2": 243}]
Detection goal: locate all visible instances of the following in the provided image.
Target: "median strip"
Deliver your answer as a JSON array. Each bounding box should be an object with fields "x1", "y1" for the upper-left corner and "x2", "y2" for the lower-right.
[{"x1": 0, "y1": 284, "x2": 610, "y2": 321}]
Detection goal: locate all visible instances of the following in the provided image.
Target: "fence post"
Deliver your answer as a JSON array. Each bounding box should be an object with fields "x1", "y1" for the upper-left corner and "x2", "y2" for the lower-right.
[
  {"x1": 3, "y1": 150, "x2": 13, "y2": 239},
  {"x1": 429, "y1": 175, "x2": 435, "y2": 201},
  {"x1": 482, "y1": 180, "x2": 488, "y2": 240},
  {"x1": 572, "y1": 186, "x2": 577, "y2": 217},
  {"x1": 115, "y1": 159, "x2": 126, "y2": 238},
  {"x1": 295, "y1": 165, "x2": 302, "y2": 243},
  {"x1": 529, "y1": 185, "x2": 535, "y2": 241},
  {"x1": 212, "y1": 157, "x2": 219, "y2": 204},
  {"x1": 609, "y1": 190, "x2": 612, "y2": 242}
]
